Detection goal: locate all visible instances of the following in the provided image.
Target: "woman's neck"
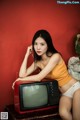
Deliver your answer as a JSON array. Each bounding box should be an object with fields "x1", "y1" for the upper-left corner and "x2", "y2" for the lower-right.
[
  {"x1": 41, "y1": 52, "x2": 52, "y2": 61},
  {"x1": 41, "y1": 54, "x2": 48, "y2": 61}
]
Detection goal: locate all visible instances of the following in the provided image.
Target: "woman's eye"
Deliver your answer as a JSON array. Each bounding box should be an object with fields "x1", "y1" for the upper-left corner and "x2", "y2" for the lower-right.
[
  {"x1": 34, "y1": 42, "x2": 37, "y2": 45},
  {"x1": 41, "y1": 43, "x2": 44, "y2": 46},
  {"x1": 34, "y1": 43, "x2": 45, "y2": 46}
]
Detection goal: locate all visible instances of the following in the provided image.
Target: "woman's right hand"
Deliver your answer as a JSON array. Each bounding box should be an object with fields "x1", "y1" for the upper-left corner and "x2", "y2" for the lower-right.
[{"x1": 26, "y1": 45, "x2": 33, "y2": 57}]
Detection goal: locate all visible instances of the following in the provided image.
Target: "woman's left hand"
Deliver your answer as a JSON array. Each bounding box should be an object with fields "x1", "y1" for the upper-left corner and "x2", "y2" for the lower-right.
[{"x1": 12, "y1": 78, "x2": 22, "y2": 90}]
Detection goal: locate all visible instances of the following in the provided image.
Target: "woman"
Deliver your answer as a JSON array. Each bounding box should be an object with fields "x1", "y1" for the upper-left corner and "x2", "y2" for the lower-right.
[{"x1": 12, "y1": 29, "x2": 80, "y2": 120}]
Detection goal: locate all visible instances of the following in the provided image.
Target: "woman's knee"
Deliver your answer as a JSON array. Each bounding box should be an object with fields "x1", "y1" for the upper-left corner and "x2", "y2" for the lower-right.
[
  {"x1": 59, "y1": 108, "x2": 67, "y2": 118},
  {"x1": 59, "y1": 108, "x2": 72, "y2": 120},
  {"x1": 59, "y1": 95, "x2": 72, "y2": 119}
]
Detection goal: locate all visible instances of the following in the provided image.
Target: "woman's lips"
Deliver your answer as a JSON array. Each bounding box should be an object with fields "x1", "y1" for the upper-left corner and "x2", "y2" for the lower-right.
[{"x1": 36, "y1": 51, "x2": 41, "y2": 53}]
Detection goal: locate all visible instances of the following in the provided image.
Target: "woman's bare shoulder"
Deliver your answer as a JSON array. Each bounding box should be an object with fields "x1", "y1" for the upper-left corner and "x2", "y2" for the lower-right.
[{"x1": 51, "y1": 53, "x2": 61, "y2": 60}]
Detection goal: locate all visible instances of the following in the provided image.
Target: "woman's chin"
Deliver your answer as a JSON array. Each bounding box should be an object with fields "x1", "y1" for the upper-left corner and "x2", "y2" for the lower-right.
[{"x1": 37, "y1": 54, "x2": 42, "y2": 56}]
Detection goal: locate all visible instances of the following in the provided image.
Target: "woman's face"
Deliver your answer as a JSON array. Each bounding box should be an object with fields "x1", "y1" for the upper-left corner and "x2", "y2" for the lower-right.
[{"x1": 34, "y1": 37, "x2": 48, "y2": 56}]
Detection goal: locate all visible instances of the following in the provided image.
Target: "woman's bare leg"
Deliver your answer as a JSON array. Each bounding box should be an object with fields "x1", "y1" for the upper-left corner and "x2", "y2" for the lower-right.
[
  {"x1": 73, "y1": 89, "x2": 80, "y2": 120},
  {"x1": 59, "y1": 95, "x2": 72, "y2": 120}
]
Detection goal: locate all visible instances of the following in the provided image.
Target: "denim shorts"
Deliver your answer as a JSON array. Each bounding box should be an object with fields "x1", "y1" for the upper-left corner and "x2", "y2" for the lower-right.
[{"x1": 63, "y1": 82, "x2": 80, "y2": 98}]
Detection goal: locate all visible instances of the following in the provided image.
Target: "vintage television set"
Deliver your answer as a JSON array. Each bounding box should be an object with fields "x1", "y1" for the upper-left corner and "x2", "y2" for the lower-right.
[{"x1": 14, "y1": 79, "x2": 60, "y2": 114}]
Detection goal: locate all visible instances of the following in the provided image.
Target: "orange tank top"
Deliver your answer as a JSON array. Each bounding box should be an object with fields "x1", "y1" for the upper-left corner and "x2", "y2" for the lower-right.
[{"x1": 46, "y1": 59, "x2": 72, "y2": 87}]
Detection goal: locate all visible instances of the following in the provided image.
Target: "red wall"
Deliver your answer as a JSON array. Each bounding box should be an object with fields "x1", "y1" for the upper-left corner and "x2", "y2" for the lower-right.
[{"x1": 0, "y1": 0, "x2": 80, "y2": 111}]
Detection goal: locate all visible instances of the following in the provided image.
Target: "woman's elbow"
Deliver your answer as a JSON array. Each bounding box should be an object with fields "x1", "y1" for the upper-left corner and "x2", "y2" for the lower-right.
[
  {"x1": 19, "y1": 74, "x2": 23, "y2": 78},
  {"x1": 19, "y1": 73, "x2": 26, "y2": 78}
]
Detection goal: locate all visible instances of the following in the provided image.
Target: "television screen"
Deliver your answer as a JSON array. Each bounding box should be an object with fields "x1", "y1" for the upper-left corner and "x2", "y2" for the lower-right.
[{"x1": 20, "y1": 84, "x2": 48, "y2": 109}]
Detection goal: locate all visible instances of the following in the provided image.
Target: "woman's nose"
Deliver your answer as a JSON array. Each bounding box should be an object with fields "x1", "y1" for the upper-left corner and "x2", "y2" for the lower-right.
[{"x1": 37, "y1": 45, "x2": 40, "y2": 49}]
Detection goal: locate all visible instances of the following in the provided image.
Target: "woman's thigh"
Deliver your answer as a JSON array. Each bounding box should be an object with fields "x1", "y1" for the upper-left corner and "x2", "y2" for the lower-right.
[{"x1": 73, "y1": 88, "x2": 80, "y2": 119}]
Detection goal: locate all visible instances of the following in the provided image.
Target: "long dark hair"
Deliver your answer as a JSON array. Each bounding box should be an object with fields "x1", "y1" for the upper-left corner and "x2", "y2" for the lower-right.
[{"x1": 32, "y1": 29, "x2": 58, "y2": 61}]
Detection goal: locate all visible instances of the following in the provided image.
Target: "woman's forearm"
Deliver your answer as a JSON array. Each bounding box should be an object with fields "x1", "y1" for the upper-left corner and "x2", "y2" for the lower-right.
[
  {"x1": 12, "y1": 74, "x2": 40, "y2": 89},
  {"x1": 19, "y1": 54, "x2": 29, "y2": 77},
  {"x1": 18, "y1": 74, "x2": 42, "y2": 82},
  {"x1": 19, "y1": 46, "x2": 33, "y2": 77}
]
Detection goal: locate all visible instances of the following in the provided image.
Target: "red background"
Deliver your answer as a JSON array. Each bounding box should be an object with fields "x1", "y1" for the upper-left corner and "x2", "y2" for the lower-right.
[{"x1": 0, "y1": 0, "x2": 80, "y2": 111}]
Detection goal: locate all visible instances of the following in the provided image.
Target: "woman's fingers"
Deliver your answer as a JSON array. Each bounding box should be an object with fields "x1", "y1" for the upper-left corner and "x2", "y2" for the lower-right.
[{"x1": 12, "y1": 78, "x2": 20, "y2": 89}]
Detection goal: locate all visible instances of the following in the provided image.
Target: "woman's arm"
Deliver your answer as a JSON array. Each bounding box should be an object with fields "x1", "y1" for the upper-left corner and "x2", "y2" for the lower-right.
[
  {"x1": 18, "y1": 53, "x2": 61, "y2": 81},
  {"x1": 12, "y1": 53, "x2": 60, "y2": 89},
  {"x1": 19, "y1": 45, "x2": 37, "y2": 77}
]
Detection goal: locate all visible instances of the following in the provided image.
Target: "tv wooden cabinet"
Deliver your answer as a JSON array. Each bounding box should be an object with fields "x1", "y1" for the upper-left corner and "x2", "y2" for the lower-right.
[{"x1": 4, "y1": 104, "x2": 61, "y2": 120}]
